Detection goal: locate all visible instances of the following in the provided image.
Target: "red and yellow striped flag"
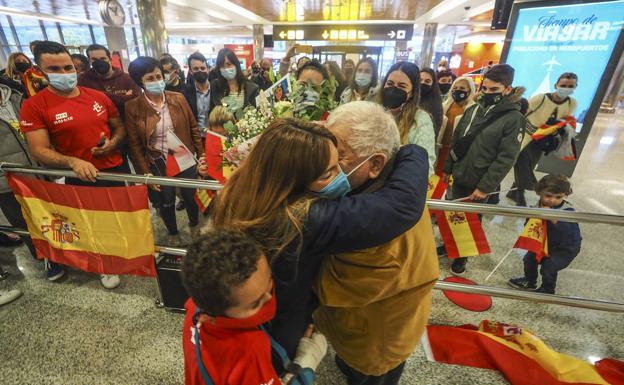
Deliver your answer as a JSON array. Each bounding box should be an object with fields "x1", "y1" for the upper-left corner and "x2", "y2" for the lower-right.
[
  {"x1": 435, "y1": 210, "x2": 490, "y2": 259},
  {"x1": 514, "y1": 218, "x2": 548, "y2": 263},
  {"x1": 194, "y1": 188, "x2": 214, "y2": 214},
  {"x1": 8, "y1": 174, "x2": 156, "y2": 276},
  {"x1": 422, "y1": 321, "x2": 619, "y2": 385},
  {"x1": 531, "y1": 116, "x2": 576, "y2": 141},
  {"x1": 427, "y1": 174, "x2": 448, "y2": 200},
  {"x1": 204, "y1": 131, "x2": 235, "y2": 184}
]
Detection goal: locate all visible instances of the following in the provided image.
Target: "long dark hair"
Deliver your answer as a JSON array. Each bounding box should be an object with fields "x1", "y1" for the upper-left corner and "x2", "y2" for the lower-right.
[
  {"x1": 348, "y1": 57, "x2": 378, "y2": 91},
  {"x1": 378, "y1": 61, "x2": 421, "y2": 143},
  {"x1": 419, "y1": 68, "x2": 444, "y2": 135},
  {"x1": 214, "y1": 48, "x2": 246, "y2": 96}
]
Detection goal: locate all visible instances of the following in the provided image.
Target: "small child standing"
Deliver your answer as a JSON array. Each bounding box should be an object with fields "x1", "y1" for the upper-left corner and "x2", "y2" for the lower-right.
[
  {"x1": 509, "y1": 175, "x2": 582, "y2": 294},
  {"x1": 181, "y1": 229, "x2": 327, "y2": 385}
]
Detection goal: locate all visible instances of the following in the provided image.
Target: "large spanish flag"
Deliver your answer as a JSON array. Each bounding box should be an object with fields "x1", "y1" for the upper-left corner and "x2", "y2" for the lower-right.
[
  {"x1": 427, "y1": 174, "x2": 448, "y2": 200},
  {"x1": 8, "y1": 174, "x2": 156, "y2": 276},
  {"x1": 515, "y1": 218, "x2": 549, "y2": 263},
  {"x1": 531, "y1": 116, "x2": 576, "y2": 141},
  {"x1": 435, "y1": 210, "x2": 490, "y2": 259},
  {"x1": 196, "y1": 131, "x2": 233, "y2": 213},
  {"x1": 422, "y1": 321, "x2": 621, "y2": 385}
]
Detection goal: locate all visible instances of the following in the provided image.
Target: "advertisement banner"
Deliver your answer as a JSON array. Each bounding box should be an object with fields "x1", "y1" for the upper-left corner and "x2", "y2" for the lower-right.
[{"x1": 504, "y1": 1, "x2": 624, "y2": 131}]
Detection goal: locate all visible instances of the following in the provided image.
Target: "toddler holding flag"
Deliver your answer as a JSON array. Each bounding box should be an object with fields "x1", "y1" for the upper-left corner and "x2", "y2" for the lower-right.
[{"x1": 509, "y1": 175, "x2": 581, "y2": 294}]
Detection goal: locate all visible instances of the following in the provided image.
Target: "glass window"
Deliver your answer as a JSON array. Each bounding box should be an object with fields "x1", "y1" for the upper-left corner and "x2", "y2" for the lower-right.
[
  {"x1": 61, "y1": 24, "x2": 93, "y2": 48},
  {"x1": 91, "y1": 26, "x2": 107, "y2": 45},
  {"x1": 10, "y1": 15, "x2": 45, "y2": 56},
  {"x1": 1, "y1": 17, "x2": 17, "y2": 47},
  {"x1": 42, "y1": 22, "x2": 62, "y2": 43}
]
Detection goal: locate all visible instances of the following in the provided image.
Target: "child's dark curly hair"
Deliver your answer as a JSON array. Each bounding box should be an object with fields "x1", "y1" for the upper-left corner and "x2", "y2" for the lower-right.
[
  {"x1": 182, "y1": 229, "x2": 262, "y2": 316},
  {"x1": 535, "y1": 174, "x2": 573, "y2": 196}
]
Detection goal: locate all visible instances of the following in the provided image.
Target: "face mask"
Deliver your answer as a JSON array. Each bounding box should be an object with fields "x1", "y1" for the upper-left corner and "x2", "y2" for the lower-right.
[
  {"x1": 555, "y1": 87, "x2": 574, "y2": 98},
  {"x1": 164, "y1": 73, "x2": 171, "y2": 84},
  {"x1": 92, "y1": 59, "x2": 110, "y2": 75},
  {"x1": 439, "y1": 83, "x2": 452, "y2": 95},
  {"x1": 452, "y1": 90, "x2": 469, "y2": 103},
  {"x1": 193, "y1": 71, "x2": 208, "y2": 83},
  {"x1": 317, "y1": 154, "x2": 374, "y2": 199},
  {"x1": 145, "y1": 80, "x2": 166, "y2": 95},
  {"x1": 381, "y1": 86, "x2": 408, "y2": 110},
  {"x1": 303, "y1": 88, "x2": 320, "y2": 103},
  {"x1": 15, "y1": 62, "x2": 31, "y2": 72},
  {"x1": 354, "y1": 72, "x2": 372, "y2": 87},
  {"x1": 47, "y1": 72, "x2": 77, "y2": 92},
  {"x1": 480, "y1": 92, "x2": 504, "y2": 107},
  {"x1": 420, "y1": 84, "x2": 432, "y2": 96},
  {"x1": 220, "y1": 67, "x2": 237, "y2": 80}
]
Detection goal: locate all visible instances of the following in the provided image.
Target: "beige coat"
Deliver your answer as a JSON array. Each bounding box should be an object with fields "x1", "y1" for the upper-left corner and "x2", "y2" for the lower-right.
[{"x1": 314, "y1": 207, "x2": 440, "y2": 375}]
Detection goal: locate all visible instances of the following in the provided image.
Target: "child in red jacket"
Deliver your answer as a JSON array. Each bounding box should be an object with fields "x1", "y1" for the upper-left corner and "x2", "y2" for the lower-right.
[{"x1": 181, "y1": 229, "x2": 326, "y2": 385}]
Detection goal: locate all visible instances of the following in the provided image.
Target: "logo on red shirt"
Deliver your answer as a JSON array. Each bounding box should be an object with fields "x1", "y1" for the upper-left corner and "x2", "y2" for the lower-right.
[
  {"x1": 92, "y1": 101, "x2": 105, "y2": 116},
  {"x1": 53, "y1": 112, "x2": 73, "y2": 125}
]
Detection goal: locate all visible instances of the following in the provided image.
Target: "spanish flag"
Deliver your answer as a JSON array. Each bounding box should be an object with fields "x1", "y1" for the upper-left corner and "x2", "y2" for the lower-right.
[
  {"x1": 8, "y1": 174, "x2": 156, "y2": 276},
  {"x1": 204, "y1": 131, "x2": 235, "y2": 184},
  {"x1": 194, "y1": 188, "x2": 214, "y2": 214},
  {"x1": 422, "y1": 321, "x2": 621, "y2": 385},
  {"x1": 531, "y1": 116, "x2": 576, "y2": 141},
  {"x1": 435, "y1": 210, "x2": 490, "y2": 259},
  {"x1": 515, "y1": 218, "x2": 548, "y2": 263},
  {"x1": 427, "y1": 174, "x2": 448, "y2": 200}
]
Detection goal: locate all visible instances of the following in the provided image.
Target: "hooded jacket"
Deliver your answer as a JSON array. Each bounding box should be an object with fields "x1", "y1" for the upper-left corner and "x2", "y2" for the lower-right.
[
  {"x1": 443, "y1": 87, "x2": 527, "y2": 194},
  {"x1": 78, "y1": 68, "x2": 141, "y2": 118},
  {"x1": 314, "y1": 154, "x2": 439, "y2": 375},
  {"x1": 0, "y1": 85, "x2": 33, "y2": 194}
]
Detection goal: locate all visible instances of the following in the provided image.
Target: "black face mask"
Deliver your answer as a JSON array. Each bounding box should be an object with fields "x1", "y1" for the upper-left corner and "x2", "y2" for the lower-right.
[
  {"x1": 420, "y1": 84, "x2": 432, "y2": 96},
  {"x1": 480, "y1": 92, "x2": 504, "y2": 107},
  {"x1": 92, "y1": 60, "x2": 110, "y2": 75},
  {"x1": 382, "y1": 86, "x2": 408, "y2": 110},
  {"x1": 452, "y1": 90, "x2": 469, "y2": 103},
  {"x1": 193, "y1": 71, "x2": 209, "y2": 83},
  {"x1": 15, "y1": 62, "x2": 31, "y2": 72},
  {"x1": 439, "y1": 83, "x2": 452, "y2": 95}
]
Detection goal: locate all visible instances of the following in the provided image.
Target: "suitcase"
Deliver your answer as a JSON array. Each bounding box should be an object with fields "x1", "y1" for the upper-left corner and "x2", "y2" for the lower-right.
[{"x1": 155, "y1": 253, "x2": 189, "y2": 313}]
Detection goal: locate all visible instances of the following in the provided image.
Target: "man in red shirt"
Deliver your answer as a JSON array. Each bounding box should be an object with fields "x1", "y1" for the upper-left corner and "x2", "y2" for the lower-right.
[
  {"x1": 181, "y1": 230, "x2": 327, "y2": 385},
  {"x1": 19, "y1": 41, "x2": 127, "y2": 289}
]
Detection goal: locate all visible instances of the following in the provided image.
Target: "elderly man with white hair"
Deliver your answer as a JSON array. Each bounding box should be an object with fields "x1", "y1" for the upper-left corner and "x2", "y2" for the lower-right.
[{"x1": 314, "y1": 101, "x2": 440, "y2": 385}]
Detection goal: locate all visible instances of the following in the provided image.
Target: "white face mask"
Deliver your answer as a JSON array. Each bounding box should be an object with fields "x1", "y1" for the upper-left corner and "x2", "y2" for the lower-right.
[
  {"x1": 354, "y1": 72, "x2": 372, "y2": 88},
  {"x1": 555, "y1": 87, "x2": 574, "y2": 98}
]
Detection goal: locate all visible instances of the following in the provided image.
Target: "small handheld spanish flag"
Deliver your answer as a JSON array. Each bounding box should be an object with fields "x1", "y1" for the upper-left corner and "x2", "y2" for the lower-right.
[
  {"x1": 514, "y1": 218, "x2": 548, "y2": 263},
  {"x1": 435, "y1": 210, "x2": 491, "y2": 259},
  {"x1": 194, "y1": 188, "x2": 214, "y2": 214},
  {"x1": 8, "y1": 174, "x2": 156, "y2": 276}
]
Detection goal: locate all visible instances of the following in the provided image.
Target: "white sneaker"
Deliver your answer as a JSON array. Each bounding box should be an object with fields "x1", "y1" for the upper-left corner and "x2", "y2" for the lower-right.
[
  {"x1": 0, "y1": 289, "x2": 22, "y2": 306},
  {"x1": 100, "y1": 274, "x2": 120, "y2": 289}
]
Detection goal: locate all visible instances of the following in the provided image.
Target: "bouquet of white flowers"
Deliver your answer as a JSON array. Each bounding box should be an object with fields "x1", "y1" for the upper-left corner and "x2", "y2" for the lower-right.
[{"x1": 222, "y1": 107, "x2": 273, "y2": 166}]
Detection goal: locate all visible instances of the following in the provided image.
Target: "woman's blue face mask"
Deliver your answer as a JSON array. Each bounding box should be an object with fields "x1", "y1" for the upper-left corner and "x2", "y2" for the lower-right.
[{"x1": 316, "y1": 154, "x2": 375, "y2": 199}]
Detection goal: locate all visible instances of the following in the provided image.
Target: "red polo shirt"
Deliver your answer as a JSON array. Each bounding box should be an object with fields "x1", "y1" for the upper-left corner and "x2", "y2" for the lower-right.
[
  {"x1": 19, "y1": 86, "x2": 123, "y2": 170},
  {"x1": 182, "y1": 298, "x2": 280, "y2": 385}
]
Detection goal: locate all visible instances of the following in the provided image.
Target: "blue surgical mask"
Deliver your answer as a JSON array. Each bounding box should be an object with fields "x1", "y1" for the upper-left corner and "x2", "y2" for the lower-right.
[
  {"x1": 145, "y1": 80, "x2": 166, "y2": 95},
  {"x1": 354, "y1": 72, "x2": 372, "y2": 87},
  {"x1": 317, "y1": 154, "x2": 375, "y2": 199},
  {"x1": 47, "y1": 72, "x2": 77, "y2": 92},
  {"x1": 555, "y1": 87, "x2": 574, "y2": 98},
  {"x1": 220, "y1": 67, "x2": 237, "y2": 80}
]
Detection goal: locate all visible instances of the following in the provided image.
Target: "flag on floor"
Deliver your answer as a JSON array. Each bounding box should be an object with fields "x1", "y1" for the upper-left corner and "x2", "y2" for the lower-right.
[
  {"x1": 435, "y1": 210, "x2": 490, "y2": 259},
  {"x1": 514, "y1": 218, "x2": 548, "y2": 263},
  {"x1": 8, "y1": 174, "x2": 156, "y2": 276},
  {"x1": 166, "y1": 130, "x2": 197, "y2": 177},
  {"x1": 427, "y1": 174, "x2": 448, "y2": 200},
  {"x1": 531, "y1": 116, "x2": 576, "y2": 141},
  {"x1": 422, "y1": 320, "x2": 619, "y2": 385}
]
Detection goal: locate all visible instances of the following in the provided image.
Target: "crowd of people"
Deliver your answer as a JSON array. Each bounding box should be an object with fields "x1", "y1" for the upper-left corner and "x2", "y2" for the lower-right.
[{"x1": 0, "y1": 39, "x2": 583, "y2": 385}]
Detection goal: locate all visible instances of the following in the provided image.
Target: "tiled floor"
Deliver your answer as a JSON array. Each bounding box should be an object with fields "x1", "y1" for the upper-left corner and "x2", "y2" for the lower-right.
[{"x1": 1, "y1": 112, "x2": 623, "y2": 385}]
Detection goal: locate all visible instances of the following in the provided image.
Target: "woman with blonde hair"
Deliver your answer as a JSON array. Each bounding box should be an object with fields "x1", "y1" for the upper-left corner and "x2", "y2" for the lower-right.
[
  {"x1": 211, "y1": 117, "x2": 428, "y2": 359},
  {"x1": 3, "y1": 52, "x2": 32, "y2": 82},
  {"x1": 378, "y1": 61, "x2": 436, "y2": 176},
  {"x1": 436, "y1": 76, "x2": 476, "y2": 174}
]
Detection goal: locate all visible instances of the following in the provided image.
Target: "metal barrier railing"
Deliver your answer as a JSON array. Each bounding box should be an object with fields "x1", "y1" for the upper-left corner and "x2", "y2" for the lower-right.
[
  {"x1": 1, "y1": 164, "x2": 624, "y2": 313},
  {"x1": 2, "y1": 163, "x2": 623, "y2": 225},
  {"x1": 2, "y1": 225, "x2": 623, "y2": 313}
]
